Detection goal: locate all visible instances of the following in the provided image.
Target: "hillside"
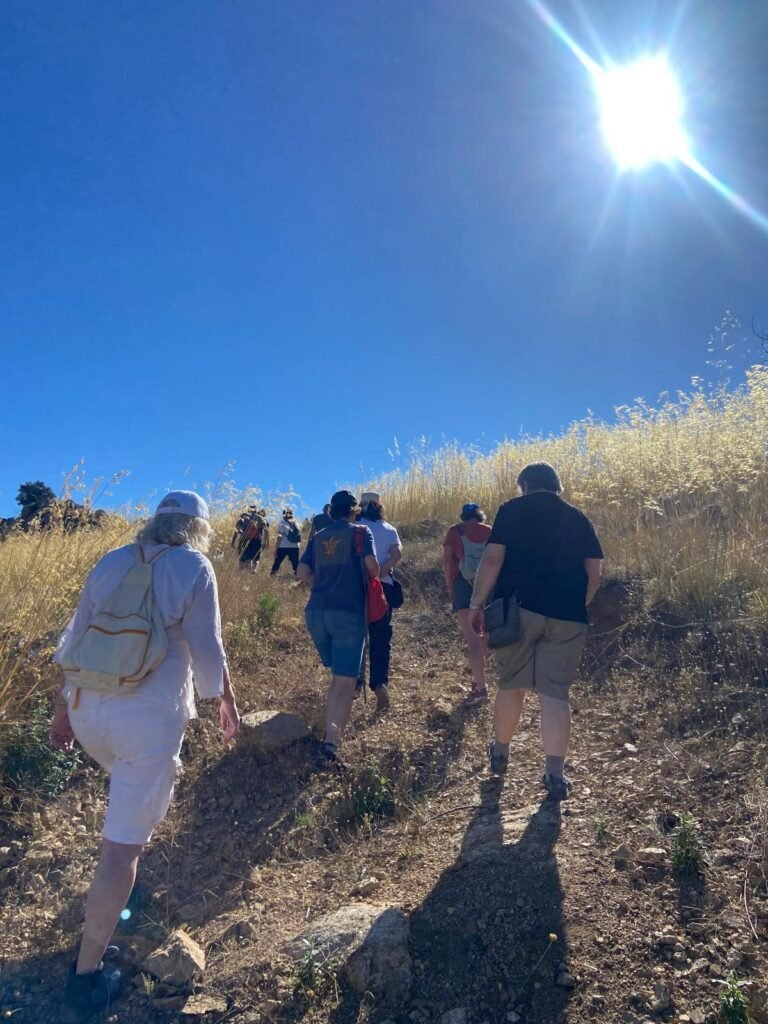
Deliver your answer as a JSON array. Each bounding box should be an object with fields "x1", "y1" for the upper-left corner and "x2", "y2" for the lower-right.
[{"x1": 1, "y1": 535, "x2": 767, "y2": 1024}]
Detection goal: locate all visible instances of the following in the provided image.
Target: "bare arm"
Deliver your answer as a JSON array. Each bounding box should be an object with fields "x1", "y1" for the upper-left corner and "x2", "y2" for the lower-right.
[
  {"x1": 297, "y1": 562, "x2": 313, "y2": 587},
  {"x1": 585, "y1": 558, "x2": 602, "y2": 606},
  {"x1": 468, "y1": 543, "x2": 506, "y2": 635},
  {"x1": 379, "y1": 543, "x2": 403, "y2": 577},
  {"x1": 364, "y1": 554, "x2": 379, "y2": 579},
  {"x1": 443, "y1": 544, "x2": 458, "y2": 592}
]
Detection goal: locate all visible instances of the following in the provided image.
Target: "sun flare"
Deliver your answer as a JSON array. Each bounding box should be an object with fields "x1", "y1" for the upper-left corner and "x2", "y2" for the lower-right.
[{"x1": 596, "y1": 56, "x2": 689, "y2": 171}]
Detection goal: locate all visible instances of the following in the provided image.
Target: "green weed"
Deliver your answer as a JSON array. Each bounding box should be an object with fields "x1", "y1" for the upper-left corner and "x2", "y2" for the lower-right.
[
  {"x1": 293, "y1": 937, "x2": 339, "y2": 1000},
  {"x1": 1, "y1": 695, "x2": 80, "y2": 799},
  {"x1": 595, "y1": 811, "x2": 609, "y2": 844},
  {"x1": 671, "y1": 812, "x2": 705, "y2": 873},
  {"x1": 717, "y1": 971, "x2": 750, "y2": 1024}
]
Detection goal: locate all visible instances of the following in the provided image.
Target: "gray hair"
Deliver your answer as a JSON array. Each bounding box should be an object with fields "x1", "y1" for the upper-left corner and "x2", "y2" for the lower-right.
[{"x1": 136, "y1": 512, "x2": 213, "y2": 553}]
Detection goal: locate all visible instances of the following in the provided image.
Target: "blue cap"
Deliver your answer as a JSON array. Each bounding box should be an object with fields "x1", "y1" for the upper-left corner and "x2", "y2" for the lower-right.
[{"x1": 461, "y1": 502, "x2": 480, "y2": 518}]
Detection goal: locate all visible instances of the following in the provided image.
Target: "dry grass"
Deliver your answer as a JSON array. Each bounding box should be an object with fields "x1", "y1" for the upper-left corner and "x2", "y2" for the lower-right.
[{"x1": 364, "y1": 369, "x2": 768, "y2": 617}]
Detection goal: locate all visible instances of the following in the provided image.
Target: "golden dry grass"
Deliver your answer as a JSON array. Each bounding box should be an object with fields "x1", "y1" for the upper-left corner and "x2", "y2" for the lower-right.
[{"x1": 3, "y1": 370, "x2": 768, "y2": 721}]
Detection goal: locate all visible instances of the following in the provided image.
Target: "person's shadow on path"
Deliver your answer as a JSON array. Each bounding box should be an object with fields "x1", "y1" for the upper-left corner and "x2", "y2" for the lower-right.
[{"x1": 326, "y1": 779, "x2": 571, "y2": 1024}]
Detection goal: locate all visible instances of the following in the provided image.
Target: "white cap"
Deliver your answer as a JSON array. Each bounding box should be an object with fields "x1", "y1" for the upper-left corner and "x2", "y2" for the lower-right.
[
  {"x1": 360, "y1": 491, "x2": 381, "y2": 504},
  {"x1": 155, "y1": 490, "x2": 210, "y2": 521}
]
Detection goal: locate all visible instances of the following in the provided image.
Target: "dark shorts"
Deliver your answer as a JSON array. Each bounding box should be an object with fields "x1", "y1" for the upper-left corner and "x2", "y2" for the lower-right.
[
  {"x1": 452, "y1": 575, "x2": 474, "y2": 612},
  {"x1": 239, "y1": 539, "x2": 262, "y2": 563}
]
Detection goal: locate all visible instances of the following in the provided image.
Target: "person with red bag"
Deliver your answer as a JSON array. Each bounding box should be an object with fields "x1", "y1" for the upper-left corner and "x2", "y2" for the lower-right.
[{"x1": 297, "y1": 490, "x2": 379, "y2": 766}]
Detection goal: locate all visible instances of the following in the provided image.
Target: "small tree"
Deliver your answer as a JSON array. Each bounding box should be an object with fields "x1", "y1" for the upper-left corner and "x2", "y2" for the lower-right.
[{"x1": 16, "y1": 481, "x2": 56, "y2": 514}]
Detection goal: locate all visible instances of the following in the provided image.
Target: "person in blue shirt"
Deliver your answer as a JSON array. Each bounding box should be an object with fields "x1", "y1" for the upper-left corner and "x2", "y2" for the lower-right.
[{"x1": 298, "y1": 490, "x2": 378, "y2": 765}]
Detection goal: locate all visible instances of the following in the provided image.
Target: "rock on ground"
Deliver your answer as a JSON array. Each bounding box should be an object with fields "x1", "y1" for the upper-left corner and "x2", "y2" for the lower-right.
[
  {"x1": 141, "y1": 930, "x2": 206, "y2": 987},
  {"x1": 240, "y1": 711, "x2": 310, "y2": 751},
  {"x1": 285, "y1": 903, "x2": 411, "y2": 1002},
  {"x1": 454, "y1": 804, "x2": 551, "y2": 864}
]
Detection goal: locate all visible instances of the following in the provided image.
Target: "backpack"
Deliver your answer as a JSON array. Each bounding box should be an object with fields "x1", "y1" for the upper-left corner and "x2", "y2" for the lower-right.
[
  {"x1": 458, "y1": 523, "x2": 487, "y2": 583},
  {"x1": 61, "y1": 545, "x2": 171, "y2": 693},
  {"x1": 286, "y1": 521, "x2": 301, "y2": 544},
  {"x1": 353, "y1": 527, "x2": 389, "y2": 623},
  {"x1": 243, "y1": 515, "x2": 264, "y2": 542}
]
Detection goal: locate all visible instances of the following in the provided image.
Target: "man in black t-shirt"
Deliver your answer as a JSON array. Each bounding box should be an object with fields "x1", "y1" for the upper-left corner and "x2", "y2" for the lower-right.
[{"x1": 468, "y1": 462, "x2": 603, "y2": 800}]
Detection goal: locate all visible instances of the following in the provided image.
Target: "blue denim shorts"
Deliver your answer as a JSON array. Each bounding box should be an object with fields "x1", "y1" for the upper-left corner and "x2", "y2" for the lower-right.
[
  {"x1": 452, "y1": 575, "x2": 474, "y2": 612},
  {"x1": 305, "y1": 609, "x2": 366, "y2": 678}
]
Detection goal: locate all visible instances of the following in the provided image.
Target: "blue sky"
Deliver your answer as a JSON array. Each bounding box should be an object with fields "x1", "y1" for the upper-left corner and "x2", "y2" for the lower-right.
[{"x1": 2, "y1": 0, "x2": 767, "y2": 518}]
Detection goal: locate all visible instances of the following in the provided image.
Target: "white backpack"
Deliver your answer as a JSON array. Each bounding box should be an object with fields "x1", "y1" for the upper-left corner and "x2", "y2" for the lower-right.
[
  {"x1": 458, "y1": 524, "x2": 487, "y2": 583},
  {"x1": 62, "y1": 545, "x2": 170, "y2": 693}
]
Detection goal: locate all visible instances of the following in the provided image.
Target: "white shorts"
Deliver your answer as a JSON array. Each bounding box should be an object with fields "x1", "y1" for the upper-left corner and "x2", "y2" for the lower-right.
[{"x1": 68, "y1": 689, "x2": 186, "y2": 845}]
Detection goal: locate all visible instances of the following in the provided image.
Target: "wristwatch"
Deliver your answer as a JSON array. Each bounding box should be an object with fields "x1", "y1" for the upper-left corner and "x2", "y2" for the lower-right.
[{"x1": 469, "y1": 603, "x2": 483, "y2": 610}]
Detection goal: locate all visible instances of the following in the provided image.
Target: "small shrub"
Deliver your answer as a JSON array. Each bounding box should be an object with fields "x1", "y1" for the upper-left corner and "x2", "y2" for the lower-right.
[
  {"x1": 671, "y1": 812, "x2": 705, "y2": 873},
  {"x1": 717, "y1": 971, "x2": 750, "y2": 1024},
  {"x1": 293, "y1": 937, "x2": 338, "y2": 999},
  {"x1": 332, "y1": 755, "x2": 398, "y2": 828},
  {"x1": 1, "y1": 695, "x2": 80, "y2": 799},
  {"x1": 595, "y1": 811, "x2": 609, "y2": 844},
  {"x1": 255, "y1": 594, "x2": 280, "y2": 631}
]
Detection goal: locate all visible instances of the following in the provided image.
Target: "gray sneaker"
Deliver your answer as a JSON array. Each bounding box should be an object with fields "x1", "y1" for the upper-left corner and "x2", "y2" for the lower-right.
[
  {"x1": 542, "y1": 773, "x2": 572, "y2": 800},
  {"x1": 375, "y1": 685, "x2": 390, "y2": 712},
  {"x1": 488, "y1": 741, "x2": 508, "y2": 775}
]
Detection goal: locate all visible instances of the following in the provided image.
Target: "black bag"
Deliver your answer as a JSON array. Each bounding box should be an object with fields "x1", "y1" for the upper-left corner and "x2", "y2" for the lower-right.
[
  {"x1": 286, "y1": 522, "x2": 301, "y2": 544},
  {"x1": 388, "y1": 578, "x2": 405, "y2": 609},
  {"x1": 485, "y1": 596, "x2": 520, "y2": 649}
]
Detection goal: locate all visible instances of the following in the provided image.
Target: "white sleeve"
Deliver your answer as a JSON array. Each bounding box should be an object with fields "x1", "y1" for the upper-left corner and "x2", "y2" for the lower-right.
[
  {"x1": 53, "y1": 572, "x2": 96, "y2": 666},
  {"x1": 181, "y1": 564, "x2": 227, "y2": 699}
]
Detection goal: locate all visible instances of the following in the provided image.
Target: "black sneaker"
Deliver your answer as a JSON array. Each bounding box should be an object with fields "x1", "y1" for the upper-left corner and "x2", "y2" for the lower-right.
[
  {"x1": 488, "y1": 741, "x2": 508, "y2": 776},
  {"x1": 542, "y1": 773, "x2": 572, "y2": 801},
  {"x1": 319, "y1": 741, "x2": 348, "y2": 771},
  {"x1": 64, "y1": 958, "x2": 122, "y2": 1018}
]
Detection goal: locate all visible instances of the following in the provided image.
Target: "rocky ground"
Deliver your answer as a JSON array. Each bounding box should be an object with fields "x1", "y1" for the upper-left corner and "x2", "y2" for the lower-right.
[{"x1": 1, "y1": 551, "x2": 767, "y2": 1024}]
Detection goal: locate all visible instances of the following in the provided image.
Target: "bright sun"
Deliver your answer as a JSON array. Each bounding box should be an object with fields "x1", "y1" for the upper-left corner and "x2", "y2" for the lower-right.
[{"x1": 596, "y1": 56, "x2": 689, "y2": 171}]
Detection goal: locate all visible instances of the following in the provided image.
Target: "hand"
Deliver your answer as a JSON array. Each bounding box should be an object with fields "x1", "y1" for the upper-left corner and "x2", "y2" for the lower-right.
[
  {"x1": 50, "y1": 705, "x2": 76, "y2": 752},
  {"x1": 469, "y1": 607, "x2": 485, "y2": 637},
  {"x1": 219, "y1": 696, "x2": 240, "y2": 742}
]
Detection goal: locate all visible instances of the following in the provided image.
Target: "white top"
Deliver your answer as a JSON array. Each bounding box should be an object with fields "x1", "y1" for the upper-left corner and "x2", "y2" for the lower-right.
[
  {"x1": 55, "y1": 543, "x2": 227, "y2": 721},
  {"x1": 277, "y1": 520, "x2": 301, "y2": 549},
  {"x1": 359, "y1": 518, "x2": 402, "y2": 586}
]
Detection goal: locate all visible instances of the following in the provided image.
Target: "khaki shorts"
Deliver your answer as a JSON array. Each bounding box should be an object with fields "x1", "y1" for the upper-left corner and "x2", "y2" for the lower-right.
[{"x1": 493, "y1": 607, "x2": 588, "y2": 701}]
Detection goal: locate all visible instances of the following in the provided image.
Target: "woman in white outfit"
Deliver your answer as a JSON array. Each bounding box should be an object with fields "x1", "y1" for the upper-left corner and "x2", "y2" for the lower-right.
[{"x1": 49, "y1": 490, "x2": 240, "y2": 1017}]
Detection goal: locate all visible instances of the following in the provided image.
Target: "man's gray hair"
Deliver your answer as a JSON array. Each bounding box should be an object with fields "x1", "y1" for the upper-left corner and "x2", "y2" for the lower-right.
[{"x1": 136, "y1": 512, "x2": 213, "y2": 553}]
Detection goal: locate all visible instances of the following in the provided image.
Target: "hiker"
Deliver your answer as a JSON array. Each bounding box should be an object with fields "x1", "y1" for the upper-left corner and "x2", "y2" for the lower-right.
[
  {"x1": 307, "y1": 503, "x2": 333, "y2": 541},
  {"x1": 443, "y1": 503, "x2": 492, "y2": 706},
  {"x1": 49, "y1": 490, "x2": 240, "y2": 1017},
  {"x1": 297, "y1": 490, "x2": 378, "y2": 765},
  {"x1": 468, "y1": 462, "x2": 603, "y2": 800},
  {"x1": 235, "y1": 507, "x2": 269, "y2": 571},
  {"x1": 271, "y1": 508, "x2": 302, "y2": 576},
  {"x1": 357, "y1": 491, "x2": 403, "y2": 710}
]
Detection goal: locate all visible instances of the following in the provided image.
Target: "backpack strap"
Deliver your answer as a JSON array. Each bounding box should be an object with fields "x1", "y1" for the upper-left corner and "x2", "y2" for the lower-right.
[{"x1": 135, "y1": 543, "x2": 174, "y2": 565}]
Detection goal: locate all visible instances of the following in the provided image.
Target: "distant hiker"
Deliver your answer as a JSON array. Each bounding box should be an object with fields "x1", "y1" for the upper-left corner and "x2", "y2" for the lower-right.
[
  {"x1": 271, "y1": 508, "x2": 302, "y2": 576},
  {"x1": 468, "y1": 462, "x2": 603, "y2": 800},
  {"x1": 49, "y1": 490, "x2": 240, "y2": 1017},
  {"x1": 443, "y1": 503, "x2": 492, "y2": 706},
  {"x1": 308, "y1": 503, "x2": 333, "y2": 541},
  {"x1": 357, "y1": 491, "x2": 403, "y2": 710},
  {"x1": 235, "y1": 507, "x2": 269, "y2": 571},
  {"x1": 297, "y1": 490, "x2": 378, "y2": 765}
]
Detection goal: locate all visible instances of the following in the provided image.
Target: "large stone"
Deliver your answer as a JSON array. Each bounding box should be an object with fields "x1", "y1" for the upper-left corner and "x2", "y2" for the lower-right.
[
  {"x1": 241, "y1": 711, "x2": 310, "y2": 752},
  {"x1": 285, "y1": 903, "x2": 411, "y2": 1003},
  {"x1": 142, "y1": 930, "x2": 206, "y2": 987},
  {"x1": 181, "y1": 993, "x2": 228, "y2": 1016},
  {"x1": 637, "y1": 848, "x2": 668, "y2": 867}
]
